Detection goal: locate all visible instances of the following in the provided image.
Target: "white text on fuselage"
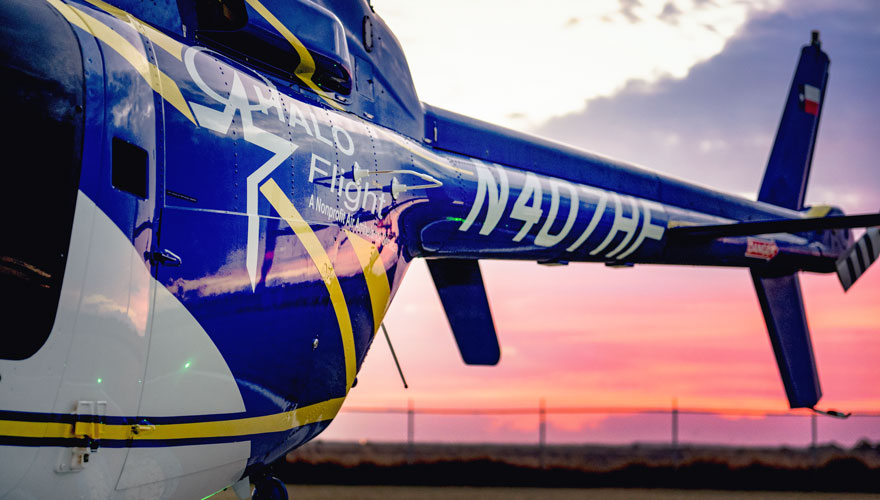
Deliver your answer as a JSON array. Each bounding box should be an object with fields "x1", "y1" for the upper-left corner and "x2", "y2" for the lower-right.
[
  {"x1": 183, "y1": 47, "x2": 387, "y2": 289},
  {"x1": 459, "y1": 160, "x2": 666, "y2": 260},
  {"x1": 183, "y1": 47, "x2": 386, "y2": 222},
  {"x1": 257, "y1": 86, "x2": 391, "y2": 222}
]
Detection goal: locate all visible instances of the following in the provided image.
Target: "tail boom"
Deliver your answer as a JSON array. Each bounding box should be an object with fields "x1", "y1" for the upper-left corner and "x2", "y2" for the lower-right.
[{"x1": 399, "y1": 32, "x2": 848, "y2": 412}]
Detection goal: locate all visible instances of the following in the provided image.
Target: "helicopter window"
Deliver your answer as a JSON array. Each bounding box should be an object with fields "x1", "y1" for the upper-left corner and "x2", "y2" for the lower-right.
[
  {"x1": 195, "y1": 0, "x2": 247, "y2": 31},
  {"x1": 0, "y1": 0, "x2": 84, "y2": 360},
  {"x1": 112, "y1": 138, "x2": 148, "y2": 199},
  {"x1": 194, "y1": 0, "x2": 353, "y2": 96}
]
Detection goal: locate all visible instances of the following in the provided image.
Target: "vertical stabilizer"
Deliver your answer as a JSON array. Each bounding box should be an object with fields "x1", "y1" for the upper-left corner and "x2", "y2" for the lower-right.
[
  {"x1": 751, "y1": 271, "x2": 821, "y2": 408},
  {"x1": 427, "y1": 259, "x2": 500, "y2": 365},
  {"x1": 757, "y1": 31, "x2": 830, "y2": 210}
]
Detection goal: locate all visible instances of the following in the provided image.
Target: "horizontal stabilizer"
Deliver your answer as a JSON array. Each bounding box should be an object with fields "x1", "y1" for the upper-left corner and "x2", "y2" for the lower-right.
[
  {"x1": 751, "y1": 270, "x2": 821, "y2": 408},
  {"x1": 427, "y1": 259, "x2": 500, "y2": 365},
  {"x1": 668, "y1": 213, "x2": 880, "y2": 240},
  {"x1": 837, "y1": 227, "x2": 880, "y2": 291}
]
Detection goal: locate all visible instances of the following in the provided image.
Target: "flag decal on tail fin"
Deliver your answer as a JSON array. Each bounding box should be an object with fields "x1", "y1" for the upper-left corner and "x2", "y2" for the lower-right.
[
  {"x1": 801, "y1": 84, "x2": 821, "y2": 116},
  {"x1": 837, "y1": 227, "x2": 880, "y2": 291}
]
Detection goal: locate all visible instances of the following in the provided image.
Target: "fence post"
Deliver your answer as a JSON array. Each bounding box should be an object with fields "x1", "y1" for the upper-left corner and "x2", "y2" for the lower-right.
[
  {"x1": 811, "y1": 412, "x2": 818, "y2": 447},
  {"x1": 672, "y1": 399, "x2": 679, "y2": 448},
  {"x1": 407, "y1": 399, "x2": 414, "y2": 465},
  {"x1": 672, "y1": 398, "x2": 680, "y2": 464},
  {"x1": 539, "y1": 399, "x2": 546, "y2": 469},
  {"x1": 810, "y1": 412, "x2": 818, "y2": 469}
]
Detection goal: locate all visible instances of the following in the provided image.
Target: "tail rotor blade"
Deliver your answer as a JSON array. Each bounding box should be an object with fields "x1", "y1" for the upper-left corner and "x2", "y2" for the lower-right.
[{"x1": 837, "y1": 227, "x2": 880, "y2": 291}]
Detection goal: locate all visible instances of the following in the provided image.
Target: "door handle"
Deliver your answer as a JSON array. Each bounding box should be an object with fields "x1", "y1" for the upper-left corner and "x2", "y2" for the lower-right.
[{"x1": 148, "y1": 249, "x2": 182, "y2": 267}]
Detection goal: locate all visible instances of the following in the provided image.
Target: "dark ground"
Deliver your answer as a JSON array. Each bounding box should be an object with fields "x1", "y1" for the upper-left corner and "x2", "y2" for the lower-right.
[
  {"x1": 213, "y1": 485, "x2": 880, "y2": 500},
  {"x1": 269, "y1": 441, "x2": 880, "y2": 493}
]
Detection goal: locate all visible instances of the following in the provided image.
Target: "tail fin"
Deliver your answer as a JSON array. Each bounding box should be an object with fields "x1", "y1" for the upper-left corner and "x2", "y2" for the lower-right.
[
  {"x1": 427, "y1": 259, "x2": 501, "y2": 365},
  {"x1": 751, "y1": 271, "x2": 821, "y2": 408},
  {"x1": 757, "y1": 31, "x2": 830, "y2": 210},
  {"x1": 750, "y1": 33, "x2": 829, "y2": 409},
  {"x1": 837, "y1": 227, "x2": 880, "y2": 291}
]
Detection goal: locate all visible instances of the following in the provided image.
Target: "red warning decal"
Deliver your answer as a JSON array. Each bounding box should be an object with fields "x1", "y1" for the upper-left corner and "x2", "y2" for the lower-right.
[{"x1": 746, "y1": 237, "x2": 779, "y2": 260}]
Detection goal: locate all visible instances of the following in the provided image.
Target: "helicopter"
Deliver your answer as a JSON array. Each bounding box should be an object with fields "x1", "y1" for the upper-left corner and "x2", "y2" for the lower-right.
[{"x1": 1, "y1": 0, "x2": 878, "y2": 499}]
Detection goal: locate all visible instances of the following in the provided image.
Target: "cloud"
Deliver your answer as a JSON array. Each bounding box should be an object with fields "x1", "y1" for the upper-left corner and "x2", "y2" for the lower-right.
[
  {"x1": 371, "y1": 0, "x2": 783, "y2": 129},
  {"x1": 620, "y1": 0, "x2": 642, "y2": 23},
  {"x1": 534, "y1": 1, "x2": 880, "y2": 213},
  {"x1": 659, "y1": 1, "x2": 683, "y2": 24}
]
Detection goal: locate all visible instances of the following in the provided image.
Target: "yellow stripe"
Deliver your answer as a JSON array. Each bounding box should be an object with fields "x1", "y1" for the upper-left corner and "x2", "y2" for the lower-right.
[
  {"x1": 345, "y1": 230, "x2": 391, "y2": 334},
  {"x1": 0, "y1": 398, "x2": 345, "y2": 441},
  {"x1": 666, "y1": 220, "x2": 700, "y2": 229},
  {"x1": 260, "y1": 179, "x2": 356, "y2": 393},
  {"x1": 128, "y1": 397, "x2": 345, "y2": 440},
  {"x1": 244, "y1": 0, "x2": 343, "y2": 111},
  {"x1": 0, "y1": 420, "x2": 66, "y2": 439},
  {"x1": 806, "y1": 205, "x2": 833, "y2": 218},
  {"x1": 82, "y1": 0, "x2": 186, "y2": 61},
  {"x1": 45, "y1": 0, "x2": 196, "y2": 124}
]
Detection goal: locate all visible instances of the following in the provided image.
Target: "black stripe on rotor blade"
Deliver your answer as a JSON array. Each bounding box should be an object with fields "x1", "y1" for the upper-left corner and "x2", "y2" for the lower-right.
[
  {"x1": 837, "y1": 262, "x2": 852, "y2": 288},
  {"x1": 847, "y1": 255, "x2": 858, "y2": 281},
  {"x1": 865, "y1": 234, "x2": 876, "y2": 263},
  {"x1": 855, "y1": 243, "x2": 867, "y2": 273}
]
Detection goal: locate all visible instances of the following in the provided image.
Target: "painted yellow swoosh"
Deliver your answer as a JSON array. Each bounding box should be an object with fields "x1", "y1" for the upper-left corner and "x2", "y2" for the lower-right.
[
  {"x1": 45, "y1": 0, "x2": 195, "y2": 124},
  {"x1": 82, "y1": 0, "x2": 186, "y2": 61},
  {"x1": 345, "y1": 230, "x2": 391, "y2": 334},
  {"x1": 0, "y1": 398, "x2": 345, "y2": 442},
  {"x1": 245, "y1": 0, "x2": 344, "y2": 111},
  {"x1": 260, "y1": 179, "x2": 356, "y2": 393}
]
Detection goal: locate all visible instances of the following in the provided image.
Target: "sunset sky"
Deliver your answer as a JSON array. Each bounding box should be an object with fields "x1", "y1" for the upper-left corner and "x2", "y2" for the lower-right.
[{"x1": 323, "y1": 0, "x2": 880, "y2": 446}]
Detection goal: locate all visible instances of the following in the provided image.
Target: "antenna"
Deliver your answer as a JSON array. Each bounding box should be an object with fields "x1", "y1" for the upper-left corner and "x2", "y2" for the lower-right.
[{"x1": 381, "y1": 323, "x2": 408, "y2": 389}]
